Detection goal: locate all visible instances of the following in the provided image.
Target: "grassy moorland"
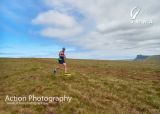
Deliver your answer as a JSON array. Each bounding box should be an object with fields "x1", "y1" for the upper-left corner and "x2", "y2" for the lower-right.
[{"x1": 0, "y1": 58, "x2": 160, "y2": 114}]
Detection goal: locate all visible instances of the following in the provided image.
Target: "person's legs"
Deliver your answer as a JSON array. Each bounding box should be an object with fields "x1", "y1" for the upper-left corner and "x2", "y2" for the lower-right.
[
  {"x1": 63, "y1": 63, "x2": 67, "y2": 73},
  {"x1": 55, "y1": 64, "x2": 60, "y2": 70},
  {"x1": 54, "y1": 63, "x2": 63, "y2": 74},
  {"x1": 54, "y1": 59, "x2": 69, "y2": 75}
]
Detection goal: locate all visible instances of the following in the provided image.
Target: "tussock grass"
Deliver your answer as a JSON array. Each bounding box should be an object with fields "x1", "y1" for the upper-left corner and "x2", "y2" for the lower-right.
[{"x1": 0, "y1": 58, "x2": 160, "y2": 114}]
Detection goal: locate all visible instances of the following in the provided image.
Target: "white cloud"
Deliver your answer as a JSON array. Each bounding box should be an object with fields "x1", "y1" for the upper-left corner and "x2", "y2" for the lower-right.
[
  {"x1": 32, "y1": 10, "x2": 83, "y2": 38},
  {"x1": 32, "y1": 0, "x2": 160, "y2": 59},
  {"x1": 32, "y1": 10, "x2": 78, "y2": 28},
  {"x1": 41, "y1": 27, "x2": 82, "y2": 38}
]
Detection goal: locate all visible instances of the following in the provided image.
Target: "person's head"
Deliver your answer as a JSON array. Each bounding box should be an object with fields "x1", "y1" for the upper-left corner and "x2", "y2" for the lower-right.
[{"x1": 62, "y1": 47, "x2": 65, "y2": 52}]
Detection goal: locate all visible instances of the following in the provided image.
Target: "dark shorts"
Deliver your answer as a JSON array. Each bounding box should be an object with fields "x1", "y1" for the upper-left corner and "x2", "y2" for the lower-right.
[{"x1": 58, "y1": 58, "x2": 65, "y2": 64}]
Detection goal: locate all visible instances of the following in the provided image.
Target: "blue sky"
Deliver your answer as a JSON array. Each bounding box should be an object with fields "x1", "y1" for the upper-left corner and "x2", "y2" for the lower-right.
[
  {"x1": 0, "y1": 0, "x2": 72, "y2": 58},
  {"x1": 0, "y1": 0, "x2": 160, "y2": 59}
]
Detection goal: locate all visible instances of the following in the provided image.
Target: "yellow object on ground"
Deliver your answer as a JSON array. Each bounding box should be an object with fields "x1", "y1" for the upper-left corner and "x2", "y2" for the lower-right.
[{"x1": 64, "y1": 73, "x2": 71, "y2": 76}]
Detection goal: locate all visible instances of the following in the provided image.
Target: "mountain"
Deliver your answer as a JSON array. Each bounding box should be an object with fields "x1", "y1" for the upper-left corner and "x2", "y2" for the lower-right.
[
  {"x1": 134, "y1": 55, "x2": 149, "y2": 61},
  {"x1": 134, "y1": 55, "x2": 160, "y2": 61}
]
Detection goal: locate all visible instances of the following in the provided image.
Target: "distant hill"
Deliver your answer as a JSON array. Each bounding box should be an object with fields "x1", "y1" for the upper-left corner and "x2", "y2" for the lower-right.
[
  {"x1": 134, "y1": 55, "x2": 160, "y2": 61},
  {"x1": 134, "y1": 55, "x2": 149, "y2": 61},
  {"x1": 145, "y1": 55, "x2": 160, "y2": 62}
]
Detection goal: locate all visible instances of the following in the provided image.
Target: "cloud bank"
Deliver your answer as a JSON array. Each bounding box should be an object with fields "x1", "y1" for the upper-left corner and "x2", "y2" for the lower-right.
[{"x1": 32, "y1": 0, "x2": 160, "y2": 59}]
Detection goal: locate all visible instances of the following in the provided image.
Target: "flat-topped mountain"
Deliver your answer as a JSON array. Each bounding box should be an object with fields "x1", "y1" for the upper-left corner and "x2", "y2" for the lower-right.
[{"x1": 134, "y1": 54, "x2": 160, "y2": 61}]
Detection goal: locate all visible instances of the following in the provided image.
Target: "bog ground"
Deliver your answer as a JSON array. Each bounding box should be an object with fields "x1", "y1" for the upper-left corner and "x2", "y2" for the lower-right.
[{"x1": 0, "y1": 58, "x2": 160, "y2": 114}]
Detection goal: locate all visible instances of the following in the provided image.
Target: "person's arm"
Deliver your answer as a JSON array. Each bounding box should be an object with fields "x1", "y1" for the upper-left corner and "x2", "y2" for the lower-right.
[{"x1": 64, "y1": 54, "x2": 66, "y2": 59}]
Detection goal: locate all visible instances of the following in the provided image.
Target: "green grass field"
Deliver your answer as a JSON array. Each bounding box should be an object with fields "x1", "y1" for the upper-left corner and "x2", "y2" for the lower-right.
[{"x1": 0, "y1": 58, "x2": 160, "y2": 114}]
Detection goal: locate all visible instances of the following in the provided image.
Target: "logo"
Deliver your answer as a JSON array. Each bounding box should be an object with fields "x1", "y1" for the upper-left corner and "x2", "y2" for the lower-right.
[
  {"x1": 130, "y1": 7, "x2": 141, "y2": 20},
  {"x1": 130, "y1": 7, "x2": 152, "y2": 24}
]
